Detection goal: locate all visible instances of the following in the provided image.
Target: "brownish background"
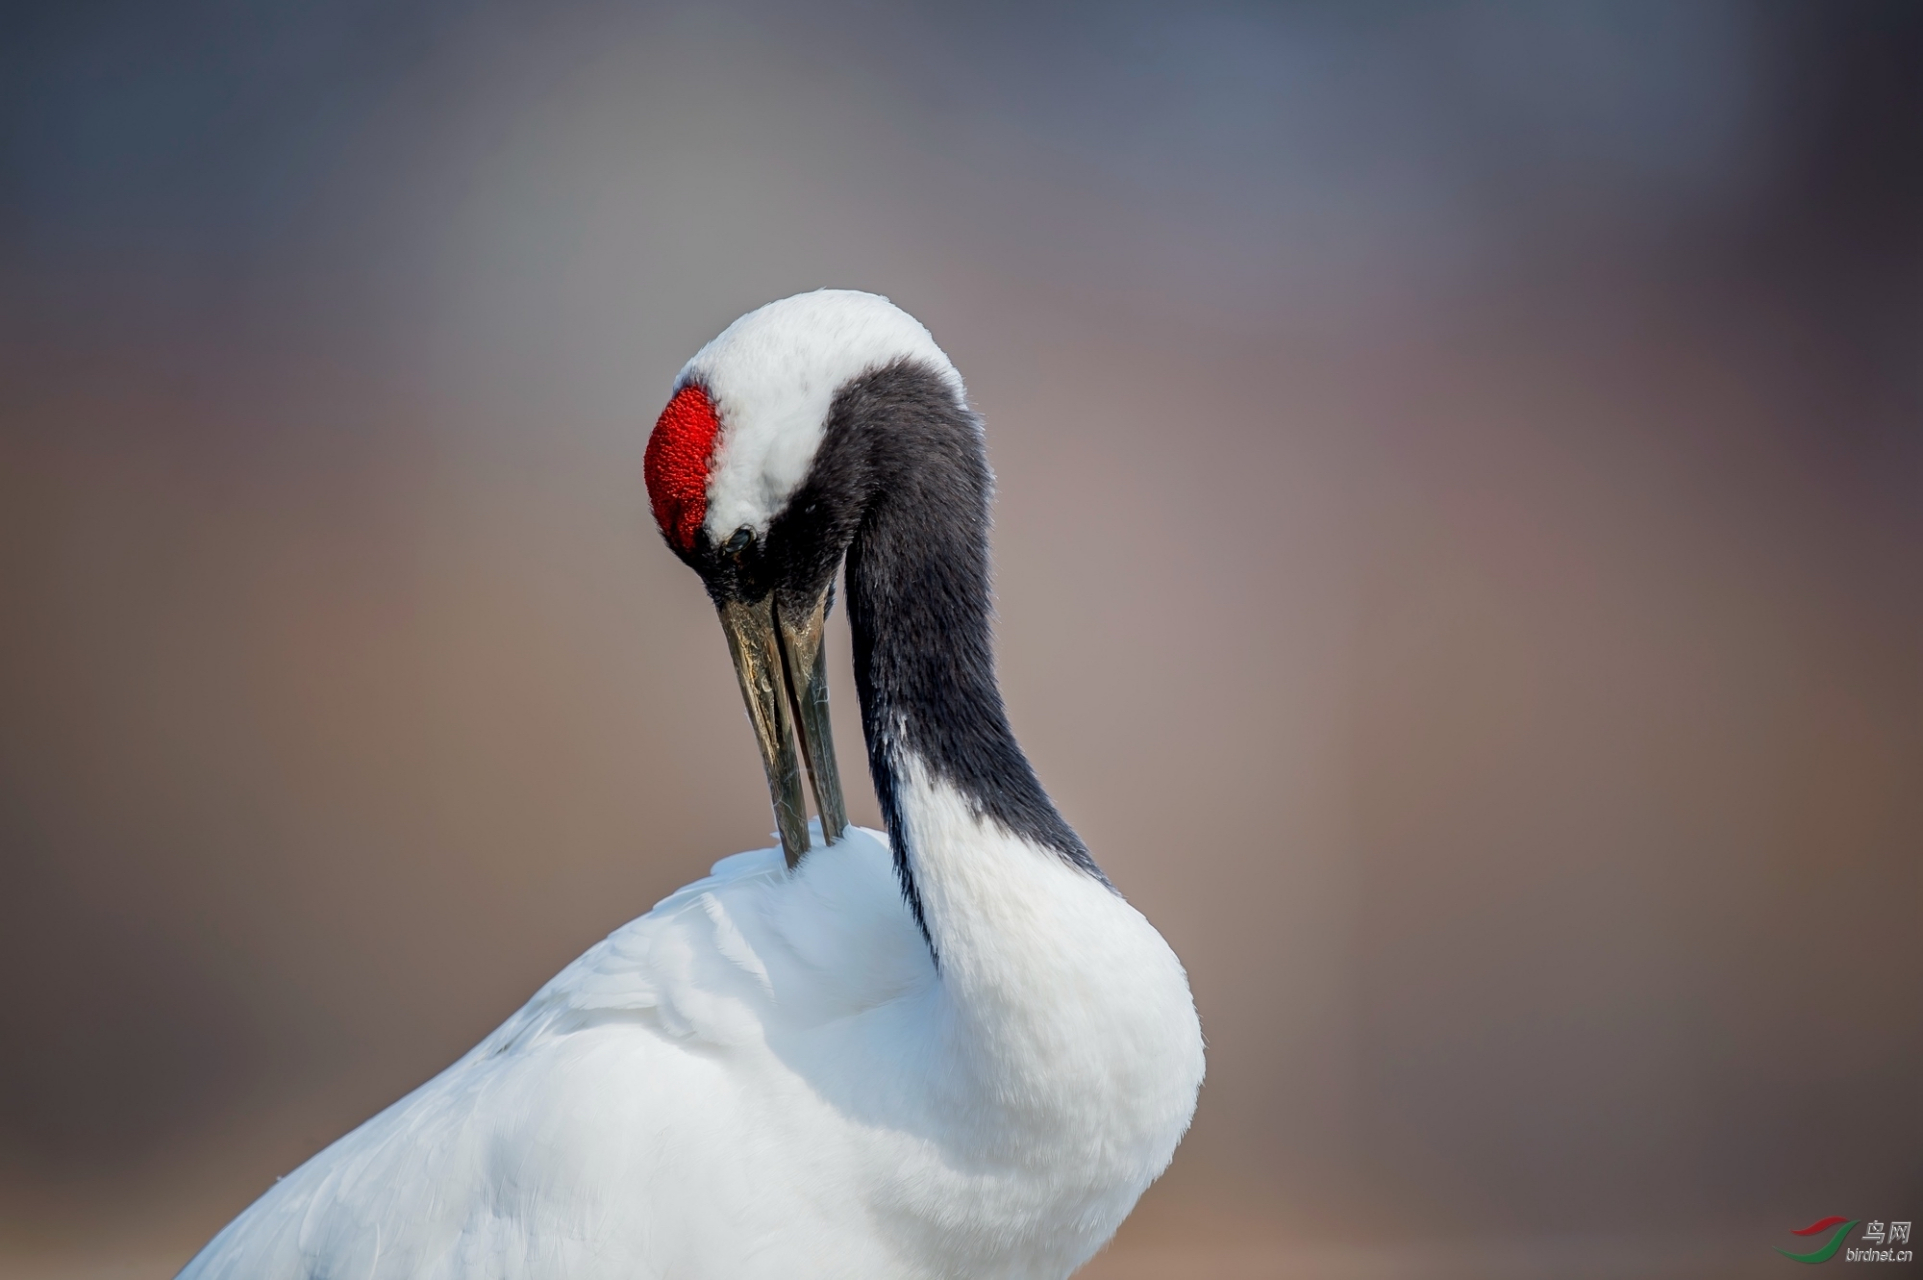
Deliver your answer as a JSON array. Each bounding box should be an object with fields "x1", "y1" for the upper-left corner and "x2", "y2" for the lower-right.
[{"x1": 2, "y1": 3, "x2": 1919, "y2": 1277}]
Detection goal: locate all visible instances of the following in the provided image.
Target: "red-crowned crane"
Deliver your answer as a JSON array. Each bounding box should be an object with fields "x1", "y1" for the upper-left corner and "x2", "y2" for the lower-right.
[{"x1": 177, "y1": 289, "x2": 1204, "y2": 1280}]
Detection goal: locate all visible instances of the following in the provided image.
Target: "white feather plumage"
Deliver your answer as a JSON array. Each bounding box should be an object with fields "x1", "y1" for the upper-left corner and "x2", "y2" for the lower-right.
[
  {"x1": 180, "y1": 802, "x2": 1201, "y2": 1279},
  {"x1": 685, "y1": 289, "x2": 963, "y2": 543}
]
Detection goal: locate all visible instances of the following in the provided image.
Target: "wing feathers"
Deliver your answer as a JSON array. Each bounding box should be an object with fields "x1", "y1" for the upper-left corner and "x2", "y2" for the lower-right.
[{"x1": 178, "y1": 829, "x2": 928, "y2": 1280}]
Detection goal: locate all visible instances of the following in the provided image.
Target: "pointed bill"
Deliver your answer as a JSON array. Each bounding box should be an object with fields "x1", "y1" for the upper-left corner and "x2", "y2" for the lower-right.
[
  {"x1": 716, "y1": 596, "x2": 811, "y2": 867},
  {"x1": 776, "y1": 585, "x2": 848, "y2": 845},
  {"x1": 716, "y1": 585, "x2": 848, "y2": 868}
]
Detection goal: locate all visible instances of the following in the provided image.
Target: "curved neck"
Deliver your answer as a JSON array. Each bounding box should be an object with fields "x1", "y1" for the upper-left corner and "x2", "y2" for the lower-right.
[{"x1": 824, "y1": 365, "x2": 1100, "y2": 949}]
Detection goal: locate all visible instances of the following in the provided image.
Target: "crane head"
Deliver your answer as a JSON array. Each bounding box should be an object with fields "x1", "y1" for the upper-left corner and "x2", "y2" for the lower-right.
[{"x1": 644, "y1": 290, "x2": 967, "y2": 867}]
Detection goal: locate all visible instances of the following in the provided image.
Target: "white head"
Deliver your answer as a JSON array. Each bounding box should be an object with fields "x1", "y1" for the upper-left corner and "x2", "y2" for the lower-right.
[{"x1": 647, "y1": 290, "x2": 965, "y2": 554}]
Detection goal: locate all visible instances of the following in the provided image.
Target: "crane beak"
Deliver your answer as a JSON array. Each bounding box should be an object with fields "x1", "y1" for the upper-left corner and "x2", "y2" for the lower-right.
[
  {"x1": 715, "y1": 584, "x2": 848, "y2": 868},
  {"x1": 774, "y1": 583, "x2": 850, "y2": 849}
]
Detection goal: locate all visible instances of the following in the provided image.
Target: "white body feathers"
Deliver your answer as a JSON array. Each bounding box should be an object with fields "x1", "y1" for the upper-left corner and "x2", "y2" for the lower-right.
[{"x1": 179, "y1": 776, "x2": 1202, "y2": 1280}]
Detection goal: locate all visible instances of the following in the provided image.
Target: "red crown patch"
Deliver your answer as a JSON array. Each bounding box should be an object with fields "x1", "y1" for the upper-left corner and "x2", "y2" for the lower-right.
[{"x1": 645, "y1": 383, "x2": 723, "y2": 552}]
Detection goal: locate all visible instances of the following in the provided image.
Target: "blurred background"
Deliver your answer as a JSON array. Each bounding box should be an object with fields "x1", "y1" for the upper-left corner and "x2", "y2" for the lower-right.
[{"x1": 2, "y1": 2, "x2": 1919, "y2": 1276}]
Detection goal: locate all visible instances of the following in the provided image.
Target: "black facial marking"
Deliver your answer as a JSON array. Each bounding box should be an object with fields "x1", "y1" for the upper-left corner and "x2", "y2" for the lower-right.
[
  {"x1": 683, "y1": 521, "x2": 774, "y2": 605},
  {"x1": 754, "y1": 360, "x2": 1108, "y2": 942}
]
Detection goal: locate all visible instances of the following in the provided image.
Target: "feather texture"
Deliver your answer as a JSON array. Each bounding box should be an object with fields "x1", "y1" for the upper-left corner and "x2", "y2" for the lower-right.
[{"x1": 177, "y1": 822, "x2": 1201, "y2": 1279}]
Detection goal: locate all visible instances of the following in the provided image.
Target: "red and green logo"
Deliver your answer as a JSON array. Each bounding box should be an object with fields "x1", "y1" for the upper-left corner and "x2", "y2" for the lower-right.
[{"x1": 1778, "y1": 1217, "x2": 1859, "y2": 1264}]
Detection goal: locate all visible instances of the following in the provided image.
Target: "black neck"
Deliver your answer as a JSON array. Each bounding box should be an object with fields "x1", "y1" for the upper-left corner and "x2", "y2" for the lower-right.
[{"x1": 790, "y1": 363, "x2": 1102, "y2": 934}]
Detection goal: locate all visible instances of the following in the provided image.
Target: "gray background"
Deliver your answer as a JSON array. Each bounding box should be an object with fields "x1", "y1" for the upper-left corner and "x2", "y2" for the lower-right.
[{"x1": 2, "y1": 3, "x2": 1919, "y2": 1276}]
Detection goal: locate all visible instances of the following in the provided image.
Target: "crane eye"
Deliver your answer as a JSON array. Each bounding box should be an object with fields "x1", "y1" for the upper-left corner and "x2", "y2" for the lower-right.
[{"x1": 722, "y1": 526, "x2": 755, "y2": 557}]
